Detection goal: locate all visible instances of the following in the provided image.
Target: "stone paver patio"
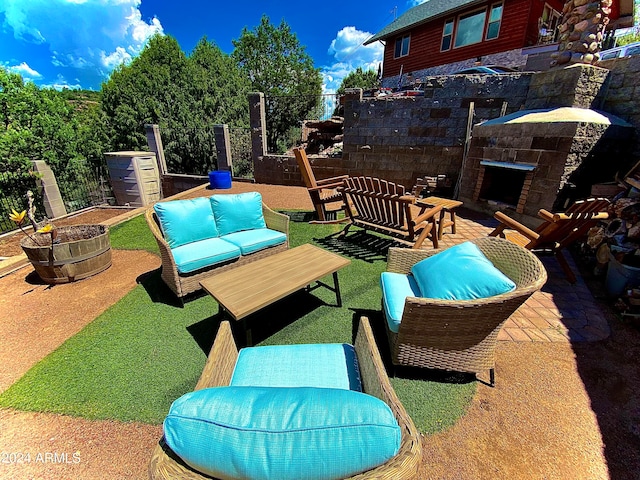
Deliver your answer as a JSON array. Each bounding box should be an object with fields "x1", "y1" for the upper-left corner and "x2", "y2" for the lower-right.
[{"x1": 437, "y1": 207, "x2": 611, "y2": 344}]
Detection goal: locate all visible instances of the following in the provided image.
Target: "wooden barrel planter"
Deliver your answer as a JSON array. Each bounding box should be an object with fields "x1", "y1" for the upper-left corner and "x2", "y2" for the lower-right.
[{"x1": 20, "y1": 225, "x2": 112, "y2": 284}]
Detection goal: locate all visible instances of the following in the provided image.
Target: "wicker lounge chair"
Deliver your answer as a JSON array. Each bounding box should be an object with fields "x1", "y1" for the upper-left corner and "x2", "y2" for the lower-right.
[
  {"x1": 383, "y1": 236, "x2": 547, "y2": 386},
  {"x1": 145, "y1": 198, "x2": 289, "y2": 299},
  {"x1": 148, "y1": 317, "x2": 422, "y2": 479}
]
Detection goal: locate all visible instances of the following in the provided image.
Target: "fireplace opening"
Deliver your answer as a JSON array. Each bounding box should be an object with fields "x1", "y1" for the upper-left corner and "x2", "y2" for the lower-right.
[{"x1": 478, "y1": 162, "x2": 535, "y2": 208}]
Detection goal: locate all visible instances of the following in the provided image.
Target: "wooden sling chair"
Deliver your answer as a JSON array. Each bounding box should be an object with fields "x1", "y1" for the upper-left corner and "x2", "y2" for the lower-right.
[
  {"x1": 293, "y1": 147, "x2": 349, "y2": 223},
  {"x1": 340, "y1": 176, "x2": 443, "y2": 249},
  {"x1": 489, "y1": 197, "x2": 610, "y2": 283}
]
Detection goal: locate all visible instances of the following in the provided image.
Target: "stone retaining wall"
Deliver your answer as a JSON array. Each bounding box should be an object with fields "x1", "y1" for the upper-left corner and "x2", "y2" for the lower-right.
[
  {"x1": 252, "y1": 62, "x2": 639, "y2": 191},
  {"x1": 599, "y1": 56, "x2": 640, "y2": 158},
  {"x1": 340, "y1": 73, "x2": 533, "y2": 188}
]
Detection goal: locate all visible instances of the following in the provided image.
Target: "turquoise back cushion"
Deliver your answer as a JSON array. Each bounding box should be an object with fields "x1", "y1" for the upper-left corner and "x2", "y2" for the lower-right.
[
  {"x1": 231, "y1": 343, "x2": 361, "y2": 391},
  {"x1": 210, "y1": 192, "x2": 266, "y2": 236},
  {"x1": 411, "y1": 241, "x2": 516, "y2": 300},
  {"x1": 164, "y1": 386, "x2": 401, "y2": 480},
  {"x1": 153, "y1": 197, "x2": 218, "y2": 248}
]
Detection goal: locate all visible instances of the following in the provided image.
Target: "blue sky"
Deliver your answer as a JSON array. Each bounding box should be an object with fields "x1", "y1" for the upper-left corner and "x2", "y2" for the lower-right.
[{"x1": 0, "y1": 0, "x2": 425, "y2": 93}]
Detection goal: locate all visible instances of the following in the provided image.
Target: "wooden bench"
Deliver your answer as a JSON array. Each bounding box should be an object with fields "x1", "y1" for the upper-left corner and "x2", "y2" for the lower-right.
[{"x1": 340, "y1": 176, "x2": 442, "y2": 249}]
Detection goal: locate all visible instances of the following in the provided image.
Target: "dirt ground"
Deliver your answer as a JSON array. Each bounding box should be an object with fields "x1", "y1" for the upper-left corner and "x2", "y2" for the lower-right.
[{"x1": 0, "y1": 190, "x2": 639, "y2": 479}]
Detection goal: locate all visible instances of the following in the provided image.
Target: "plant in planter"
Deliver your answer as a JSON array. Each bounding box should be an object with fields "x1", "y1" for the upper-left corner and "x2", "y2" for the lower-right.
[{"x1": 8, "y1": 191, "x2": 112, "y2": 284}]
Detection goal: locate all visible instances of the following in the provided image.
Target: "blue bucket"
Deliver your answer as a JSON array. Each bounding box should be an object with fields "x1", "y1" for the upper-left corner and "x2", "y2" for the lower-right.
[
  {"x1": 605, "y1": 253, "x2": 640, "y2": 296},
  {"x1": 208, "y1": 170, "x2": 232, "y2": 189}
]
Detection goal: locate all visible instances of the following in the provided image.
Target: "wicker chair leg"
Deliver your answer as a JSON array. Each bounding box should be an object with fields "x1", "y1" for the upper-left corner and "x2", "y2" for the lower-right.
[{"x1": 490, "y1": 368, "x2": 495, "y2": 387}]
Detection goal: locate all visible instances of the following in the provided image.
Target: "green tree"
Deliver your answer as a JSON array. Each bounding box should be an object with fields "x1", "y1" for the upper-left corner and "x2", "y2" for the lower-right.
[
  {"x1": 0, "y1": 67, "x2": 111, "y2": 228},
  {"x1": 101, "y1": 35, "x2": 190, "y2": 155},
  {"x1": 101, "y1": 34, "x2": 250, "y2": 174},
  {"x1": 615, "y1": 29, "x2": 640, "y2": 46},
  {"x1": 232, "y1": 15, "x2": 322, "y2": 153},
  {"x1": 336, "y1": 67, "x2": 380, "y2": 95}
]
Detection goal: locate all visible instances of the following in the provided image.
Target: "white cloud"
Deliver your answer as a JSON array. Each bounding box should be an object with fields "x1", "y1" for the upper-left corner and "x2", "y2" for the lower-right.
[
  {"x1": 0, "y1": 0, "x2": 163, "y2": 85},
  {"x1": 407, "y1": 0, "x2": 428, "y2": 6},
  {"x1": 40, "y1": 73, "x2": 84, "y2": 91},
  {"x1": 7, "y1": 62, "x2": 42, "y2": 79},
  {"x1": 101, "y1": 46, "x2": 132, "y2": 69},
  {"x1": 322, "y1": 26, "x2": 384, "y2": 94}
]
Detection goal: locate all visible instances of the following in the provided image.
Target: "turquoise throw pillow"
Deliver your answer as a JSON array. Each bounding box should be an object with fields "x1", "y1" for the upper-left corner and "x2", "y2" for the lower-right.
[
  {"x1": 411, "y1": 241, "x2": 516, "y2": 300},
  {"x1": 164, "y1": 386, "x2": 401, "y2": 480},
  {"x1": 210, "y1": 192, "x2": 266, "y2": 236},
  {"x1": 153, "y1": 197, "x2": 218, "y2": 248},
  {"x1": 231, "y1": 343, "x2": 362, "y2": 391}
]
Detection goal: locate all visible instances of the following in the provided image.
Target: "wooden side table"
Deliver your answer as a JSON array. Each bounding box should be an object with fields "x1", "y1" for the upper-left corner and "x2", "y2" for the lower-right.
[{"x1": 417, "y1": 196, "x2": 463, "y2": 240}]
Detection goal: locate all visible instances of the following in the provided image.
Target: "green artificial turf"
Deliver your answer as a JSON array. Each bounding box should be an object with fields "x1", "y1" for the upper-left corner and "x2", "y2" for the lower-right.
[{"x1": 0, "y1": 212, "x2": 476, "y2": 433}]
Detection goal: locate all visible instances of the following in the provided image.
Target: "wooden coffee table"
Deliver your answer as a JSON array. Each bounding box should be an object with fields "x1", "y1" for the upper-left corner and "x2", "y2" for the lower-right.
[{"x1": 200, "y1": 244, "x2": 350, "y2": 345}]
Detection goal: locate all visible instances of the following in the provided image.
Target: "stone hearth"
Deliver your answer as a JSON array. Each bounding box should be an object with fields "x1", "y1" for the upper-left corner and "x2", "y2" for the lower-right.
[{"x1": 458, "y1": 107, "x2": 635, "y2": 224}]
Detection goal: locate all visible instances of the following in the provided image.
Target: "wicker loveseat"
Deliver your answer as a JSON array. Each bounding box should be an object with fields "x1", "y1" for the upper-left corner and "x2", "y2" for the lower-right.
[
  {"x1": 149, "y1": 317, "x2": 422, "y2": 480},
  {"x1": 381, "y1": 236, "x2": 547, "y2": 386},
  {"x1": 146, "y1": 192, "x2": 289, "y2": 299}
]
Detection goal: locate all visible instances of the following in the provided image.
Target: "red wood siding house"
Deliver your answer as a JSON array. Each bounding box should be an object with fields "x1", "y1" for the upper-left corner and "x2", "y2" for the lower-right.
[{"x1": 364, "y1": 0, "x2": 578, "y2": 80}]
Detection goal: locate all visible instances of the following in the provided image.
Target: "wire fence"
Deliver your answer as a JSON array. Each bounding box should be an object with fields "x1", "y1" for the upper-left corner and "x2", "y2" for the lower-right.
[
  {"x1": 0, "y1": 164, "x2": 114, "y2": 236},
  {"x1": 229, "y1": 127, "x2": 253, "y2": 179}
]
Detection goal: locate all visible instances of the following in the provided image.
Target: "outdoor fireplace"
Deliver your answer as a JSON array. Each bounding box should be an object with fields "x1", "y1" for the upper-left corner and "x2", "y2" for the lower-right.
[
  {"x1": 458, "y1": 107, "x2": 635, "y2": 222},
  {"x1": 477, "y1": 161, "x2": 535, "y2": 210}
]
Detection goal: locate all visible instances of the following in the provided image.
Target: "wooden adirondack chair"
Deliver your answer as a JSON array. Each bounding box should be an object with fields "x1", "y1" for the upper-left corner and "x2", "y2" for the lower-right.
[
  {"x1": 489, "y1": 198, "x2": 610, "y2": 283},
  {"x1": 293, "y1": 147, "x2": 349, "y2": 222},
  {"x1": 340, "y1": 176, "x2": 443, "y2": 249}
]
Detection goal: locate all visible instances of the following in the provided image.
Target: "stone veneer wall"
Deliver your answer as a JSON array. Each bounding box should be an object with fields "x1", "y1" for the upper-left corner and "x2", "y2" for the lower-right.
[{"x1": 381, "y1": 48, "x2": 529, "y2": 89}]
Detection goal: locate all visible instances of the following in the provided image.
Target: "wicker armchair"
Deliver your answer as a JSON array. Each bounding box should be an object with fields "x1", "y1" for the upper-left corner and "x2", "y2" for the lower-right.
[
  {"x1": 384, "y1": 236, "x2": 547, "y2": 386},
  {"x1": 148, "y1": 317, "x2": 422, "y2": 479},
  {"x1": 145, "y1": 200, "x2": 289, "y2": 299}
]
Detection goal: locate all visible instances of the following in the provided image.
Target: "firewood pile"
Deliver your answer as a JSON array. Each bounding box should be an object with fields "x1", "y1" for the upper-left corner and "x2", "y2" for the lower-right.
[
  {"x1": 301, "y1": 117, "x2": 344, "y2": 154},
  {"x1": 586, "y1": 164, "x2": 640, "y2": 301}
]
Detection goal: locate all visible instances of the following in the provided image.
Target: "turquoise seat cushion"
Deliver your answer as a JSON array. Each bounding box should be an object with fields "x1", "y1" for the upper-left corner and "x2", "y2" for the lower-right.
[
  {"x1": 380, "y1": 271, "x2": 422, "y2": 333},
  {"x1": 171, "y1": 238, "x2": 241, "y2": 274},
  {"x1": 210, "y1": 192, "x2": 266, "y2": 236},
  {"x1": 410, "y1": 241, "x2": 516, "y2": 301},
  {"x1": 154, "y1": 197, "x2": 218, "y2": 248},
  {"x1": 221, "y1": 228, "x2": 287, "y2": 255},
  {"x1": 163, "y1": 386, "x2": 401, "y2": 480},
  {"x1": 231, "y1": 343, "x2": 362, "y2": 391}
]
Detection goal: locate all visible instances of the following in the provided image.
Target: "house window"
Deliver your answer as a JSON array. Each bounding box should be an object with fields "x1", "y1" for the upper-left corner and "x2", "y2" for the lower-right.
[
  {"x1": 394, "y1": 34, "x2": 410, "y2": 58},
  {"x1": 454, "y1": 9, "x2": 486, "y2": 48},
  {"x1": 486, "y1": 3, "x2": 503, "y2": 40},
  {"x1": 441, "y1": 19, "x2": 454, "y2": 51},
  {"x1": 538, "y1": 3, "x2": 561, "y2": 43}
]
